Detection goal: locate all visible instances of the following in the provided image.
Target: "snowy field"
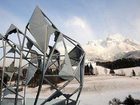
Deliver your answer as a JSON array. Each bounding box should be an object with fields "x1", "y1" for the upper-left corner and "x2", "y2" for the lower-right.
[
  {"x1": 27, "y1": 67, "x2": 140, "y2": 105},
  {"x1": 77, "y1": 66, "x2": 140, "y2": 105},
  {"x1": 79, "y1": 75, "x2": 140, "y2": 105},
  {"x1": 23, "y1": 75, "x2": 140, "y2": 105},
  {"x1": 5, "y1": 67, "x2": 138, "y2": 105}
]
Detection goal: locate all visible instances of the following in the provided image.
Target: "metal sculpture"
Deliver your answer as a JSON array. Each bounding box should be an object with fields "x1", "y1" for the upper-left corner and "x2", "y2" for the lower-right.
[{"x1": 0, "y1": 6, "x2": 85, "y2": 105}]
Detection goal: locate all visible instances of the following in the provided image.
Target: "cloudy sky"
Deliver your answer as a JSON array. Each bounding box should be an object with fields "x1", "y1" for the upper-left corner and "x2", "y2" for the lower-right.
[{"x1": 0, "y1": 0, "x2": 140, "y2": 44}]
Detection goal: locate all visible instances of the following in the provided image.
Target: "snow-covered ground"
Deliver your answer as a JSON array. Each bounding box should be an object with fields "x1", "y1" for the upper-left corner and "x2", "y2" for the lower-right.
[
  {"x1": 79, "y1": 75, "x2": 140, "y2": 105},
  {"x1": 77, "y1": 66, "x2": 140, "y2": 105},
  {"x1": 23, "y1": 75, "x2": 140, "y2": 105},
  {"x1": 24, "y1": 67, "x2": 140, "y2": 105},
  {"x1": 4, "y1": 67, "x2": 140, "y2": 105}
]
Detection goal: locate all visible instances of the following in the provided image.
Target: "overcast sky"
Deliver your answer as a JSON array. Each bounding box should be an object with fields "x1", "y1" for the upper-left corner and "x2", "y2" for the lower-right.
[{"x1": 0, "y1": 0, "x2": 140, "y2": 44}]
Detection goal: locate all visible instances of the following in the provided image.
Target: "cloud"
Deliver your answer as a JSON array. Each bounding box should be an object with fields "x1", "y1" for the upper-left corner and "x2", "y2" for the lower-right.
[
  {"x1": 0, "y1": 8, "x2": 25, "y2": 34},
  {"x1": 63, "y1": 16, "x2": 95, "y2": 44},
  {"x1": 0, "y1": 8, "x2": 95, "y2": 45},
  {"x1": 0, "y1": 8, "x2": 26, "y2": 66}
]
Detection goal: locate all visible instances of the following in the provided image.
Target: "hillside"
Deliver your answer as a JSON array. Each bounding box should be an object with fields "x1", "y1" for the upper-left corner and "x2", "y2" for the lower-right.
[{"x1": 84, "y1": 34, "x2": 140, "y2": 61}]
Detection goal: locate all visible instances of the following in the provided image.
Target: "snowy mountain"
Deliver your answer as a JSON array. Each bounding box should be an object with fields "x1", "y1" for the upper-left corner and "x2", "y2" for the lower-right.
[
  {"x1": 83, "y1": 34, "x2": 140, "y2": 61},
  {"x1": 123, "y1": 50, "x2": 140, "y2": 59}
]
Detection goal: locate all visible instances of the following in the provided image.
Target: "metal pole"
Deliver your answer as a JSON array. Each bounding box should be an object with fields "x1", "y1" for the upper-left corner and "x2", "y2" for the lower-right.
[
  {"x1": 23, "y1": 86, "x2": 27, "y2": 105},
  {"x1": 14, "y1": 29, "x2": 26, "y2": 105},
  {"x1": 75, "y1": 55, "x2": 85, "y2": 105},
  {"x1": 23, "y1": 28, "x2": 27, "y2": 105},
  {"x1": 0, "y1": 40, "x2": 6, "y2": 105},
  {"x1": 9, "y1": 46, "x2": 16, "y2": 86},
  {"x1": 34, "y1": 26, "x2": 47, "y2": 105},
  {"x1": 34, "y1": 27, "x2": 59, "y2": 105}
]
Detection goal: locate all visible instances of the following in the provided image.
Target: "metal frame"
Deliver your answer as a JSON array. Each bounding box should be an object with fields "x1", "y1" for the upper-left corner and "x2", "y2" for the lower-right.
[{"x1": 0, "y1": 6, "x2": 85, "y2": 105}]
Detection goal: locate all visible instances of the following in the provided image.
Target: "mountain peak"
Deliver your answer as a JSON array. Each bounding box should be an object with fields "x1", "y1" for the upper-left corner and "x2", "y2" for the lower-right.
[
  {"x1": 84, "y1": 34, "x2": 140, "y2": 61},
  {"x1": 107, "y1": 33, "x2": 125, "y2": 42}
]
